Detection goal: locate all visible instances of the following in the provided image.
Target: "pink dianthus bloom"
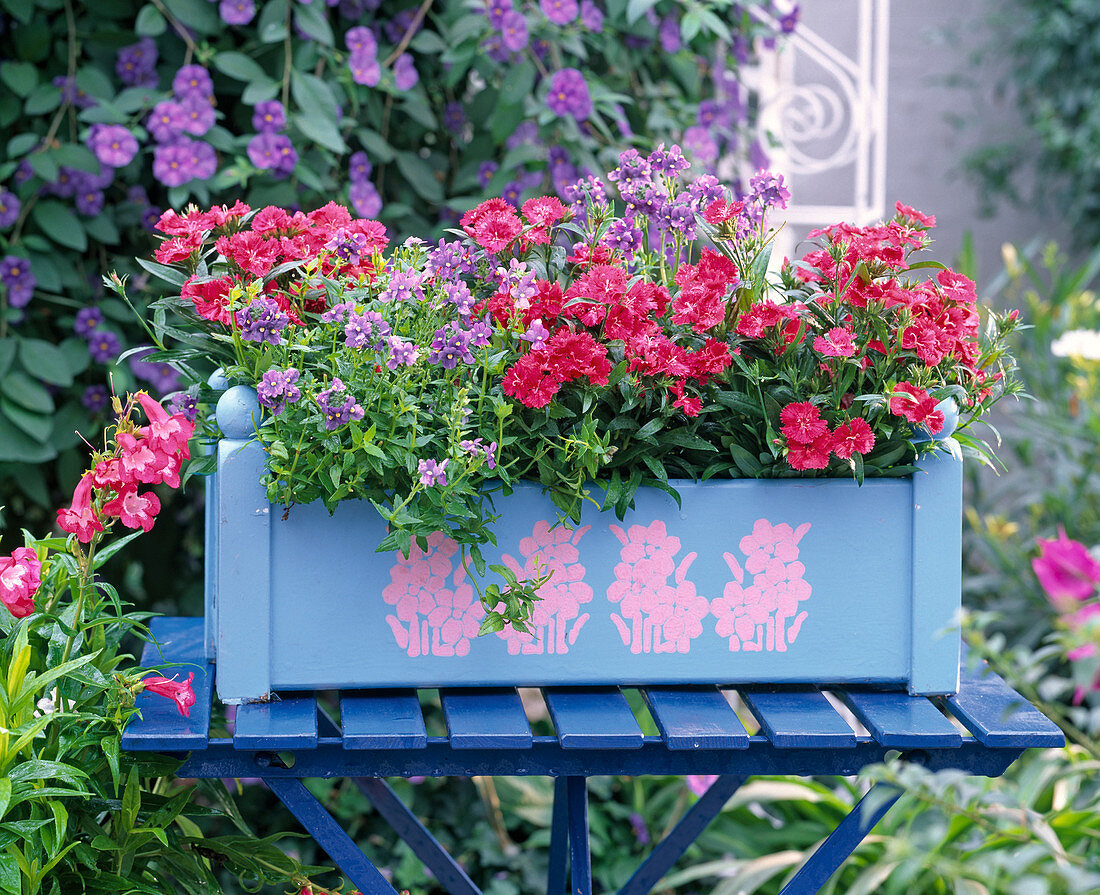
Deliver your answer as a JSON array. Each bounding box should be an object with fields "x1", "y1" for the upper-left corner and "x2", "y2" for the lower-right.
[
  {"x1": 779, "y1": 401, "x2": 827, "y2": 445},
  {"x1": 813, "y1": 326, "x2": 857, "y2": 358},
  {"x1": 1033, "y1": 529, "x2": 1100, "y2": 607}
]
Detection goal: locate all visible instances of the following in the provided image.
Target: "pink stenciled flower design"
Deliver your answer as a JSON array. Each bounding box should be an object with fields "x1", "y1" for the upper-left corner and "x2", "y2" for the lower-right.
[
  {"x1": 383, "y1": 531, "x2": 484, "y2": 657},
  {"x1": 710, "y1": 519, "x2": 812, "y2": 651},
  {"x1": 607, "y1": 520, "x2": 710, "y2": 654},
  {"x1": 497, "y1": 520, "x2": 592, "y2": 655}
]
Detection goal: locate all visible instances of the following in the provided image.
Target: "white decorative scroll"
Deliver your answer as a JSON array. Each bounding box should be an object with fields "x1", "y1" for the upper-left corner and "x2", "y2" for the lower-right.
[{"x1": 749, "y1": 0, "x2": 890, "y2": 260}]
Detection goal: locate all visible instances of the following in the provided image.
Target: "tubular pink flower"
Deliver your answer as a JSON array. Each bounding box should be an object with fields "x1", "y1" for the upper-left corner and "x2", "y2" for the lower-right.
[
  {"x1": 136, "y1": 392, "x2": 195, "y2": 458},
  {"x1": 0, "y1": 547, "x2": 42, "y2": 618},
  {"x1": 56, "y1": 474, "x2": 104, "y2": 543},
  {"x1": 1032, "y1": 529, "x2": 1100, "y2": 606},
  {"x1": 142, "y1": 672, "x2": 196, "y2": 717},
  {"x1": 101, "y1": 486, "x2": 161, "y2": 532}
]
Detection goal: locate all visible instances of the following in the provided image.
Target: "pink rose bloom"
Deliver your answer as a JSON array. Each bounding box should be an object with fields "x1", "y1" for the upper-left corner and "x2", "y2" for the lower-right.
[{"x1": 1032, "y1": 529, "x2": 1100, "y2": 606}]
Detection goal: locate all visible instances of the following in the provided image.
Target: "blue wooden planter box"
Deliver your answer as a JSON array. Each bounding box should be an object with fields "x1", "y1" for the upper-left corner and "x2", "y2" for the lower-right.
[{"x1": 205, "y1": 387, "x2": 963, "y2": 703}]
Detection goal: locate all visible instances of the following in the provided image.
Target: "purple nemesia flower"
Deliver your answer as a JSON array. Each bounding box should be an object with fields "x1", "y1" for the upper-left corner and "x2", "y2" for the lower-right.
[
  {"x1": 219, "y1": 0, "x2": 256, "y2": 25},
  {"x1": 521, "y1": 319, "x2": 550, "y2": 349},
  {"x1": 385, "y1": 336, "x2": 420, "y2": 369},
  {"x1": 50, "y1": 167, "x2": 78, "y2": 198},
  {"x1": 252, "y1": 100, "x2": 287, "y2": 133},
  {"x1": 477, "y1": 160, "x2": 499, "y2": 189},
  {"x1": 466, "y1": 320, "x2": 492, "y2": 347},
  {"x1": 326, "y1": 228, "x2": 370, "y2": 263},
  {"x1": 349, "y1": 180, "x2": 382, "y2": 218},
  {"x1": 428, "y1": 324, "x2": 476, "y2": 368},
  {"x1": 381, "y1": 268, "x2": 425, "y2": 303},
  {"x1": 579, "y1": 0, "x2": 603, "y2": 31},
  {"x1": 257, "y1": 367, "x2": 302, "y2": 415},
  {"x1": 393, "y1": 54, "x2": 419, "y2": 91},
  {"x1": 168, "y1": 391, "x2": 200, "y2": 422},
  {"x1": 344, "y1": 310, "x2": 383, "y2": 348},
  {"x1": 316, "y1": 378, "x2": 365, "y2": 430},
  {"x1": 501, "y1": 180, "x2": 523, "y2": 208},
  {"x1": 499, "y1": 10, "x2": 528, "y2": 51},
  {"x1": 443, "y1": 101, "x2": 466, "y2": 135},
  {"x1": 348, "y1": 151, "x2": 373, "y2": 184},
  {"x1": 75, "y1": 189, "x2": 105, "y2": 217},
  {"x1": 603, "y1": 217, "x2": 643, "y2": 256},
  {"x1": 459, "y1": 438, "x2": 497, "y2": 469},
  {"x1": 0, "y1": 190, "x2": 19, "y2": 229},
  {"x1": 682, "y1": 125, "x2": 718, "y2": 164},
  {"x1": 88, "y1": 329, "x2": 121, "y2": 364},
  {"x1": 319, "y1": 301, "x2": 352, "y2": 324},
  {"x1": 417, "y1": 458, "x2": 448, "y2": 487},
  {"x1": 173, "y1": 65, "x2": 214, "y2": 98},
  {"x1": 181, "y1": 95, "x2": 216, "y2": 136},
  {"x1": 153, "y1": 141, "x2": 195, "y2": 187},
  {"x1": 74, "y1": 306, "x2": 103, "y2": 337},
  {"x1": 749, "y1": 170, "x2": 792, "y2": 210},
  {"x1": 87, "y1": 124, "x2": 138, "y2": 168},
  {"x1": 659, "y1": 15, "x2": 681, "y2": 53},
  {"x1": 485, "y1": 0, "x2": 512, "y2": 29},
  {"x1": 345, "y1": 25, "x2": 378, "y2": 57},
  {"x1": 349, "y1": 52, "x2": 381, "y2": 86},
  {"x1": 81, "y1": 384, "x2": 110, "y2": 414},
  {"x1": 689, "y1": 173, "x2": 724, "y2": 206},
  {"x1": 148, "y1": 101, "x2": 187, "y2": 143},
  {"x1": 116, "y1": 38, "x2": 157, "y2": 87},
  {"x1": 235, "y1": 297, "x2": 289, "y2": 344},
  {"x1": 541, "y1": 0, "x2": 578, "y2": 24},
  {"x1": 546, "y1": 68, "x2": 591, "y2": 121},
  {"x1": 442, "y1": 280, "x2": 475, "y2": 315}
]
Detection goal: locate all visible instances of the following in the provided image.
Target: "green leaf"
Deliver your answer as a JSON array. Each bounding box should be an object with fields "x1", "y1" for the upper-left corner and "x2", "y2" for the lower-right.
[
  {"x1": 83, "y1": 215, "x2": 120, "y2": 245},
  {"x1": 0, "y1": 419, "x2": 57, "y2": 463},
  {"x1": 31, "y1": 201, "x2": 86, "y2": 251},
  {"x1": 19, "y1": 339, "x2": 73, "y2": 388},
  {"x1": 256, "y1": 0, "x2": 289, "y2": 42},
  {"x1": 135, "y1": 257, "x2": 188, "y2": 287},
  {"x1": 6, "y1": 133, "x2": 37, "y2": 158},
  {"x1": 0, "y1": 779, "x2": 10, "y2": 823},
  {"x1": 290, "y1": 70, "x2": 339, "y2": 122},
  {"x1": 161, "y1": 0, "x2": 221, "y2": 34},
  {"x1": 292, "y1": 110, "x2": 346, "y2": 154},
  {"x1": 394, "y1": 152, "x2": 443, "y2": 203},
  {"x1": 0, "y1": 61, "x2": 37, "y2": 97},
  {"x1": 355, "y1": 128, "x2": 395, "y2": 163},
  {"x1": 135, "y1": 4, "x2": 167, "y2": 36},
  {"x1": 0, "y1": 852, "x2": 17, "y2": 895},
  {"x1": 1, "y1": 372, "x2": 53, "y2": 414},
  {"x1": 293, "y1": 3, "x2": 333, "y2": 45},
  {"x1": 23, "y1": 83, "x2": 61, "y2": 115},
  {"x1": 51, "y1": 143, "x2": 99, "y2": 173},
  {"x1": 0, "y1": 341, "x2": 15, "y2": 379},
  {"x1": 241, "y1": 79, "x2": 280, "y2": 105},
  {"x1": 625, "y1": 0, "x2": 661, "y2": 24},
  {"x1": 0, "y1": 399, "x2": 52, "y2": 444},
  {"x1": 214, "y1": 51, "x2": 268, "y2": 83},
  {"x1": 500, "y1": 60, "x2": 536, "y2": 107}
]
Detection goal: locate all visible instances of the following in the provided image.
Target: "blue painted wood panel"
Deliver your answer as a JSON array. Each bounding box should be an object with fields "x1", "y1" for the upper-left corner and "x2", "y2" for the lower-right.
[
  {"x1": 234, "y1": 694, "x2": 319, "y2": 750},
  {"x1": 741, "y1": 688, "x2": 857, "y2": 749},
  {"x1": 840, "y1": 690, "x2": 961, "y2": 748},
  {"x1": 441, "y1": 689, "x2": 532, "y2": 749},
  {"x1": 642, "y1": 686, "x2": 750, "y2": 749},
  {"x1": 340, "y1": 691, "x2": 428, "y2": 750},
  {"x1": 542, "y1": 688, "x2": 644, "y2": 749},
  {"x1": 945, "y1": 665, "x2": 1065, "y2": 748}
]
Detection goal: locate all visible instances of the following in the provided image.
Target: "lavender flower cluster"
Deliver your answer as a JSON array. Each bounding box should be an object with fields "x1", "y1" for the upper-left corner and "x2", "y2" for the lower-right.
[{"x1": 143, "y1": 58, "x2": 219, "y2": 188}]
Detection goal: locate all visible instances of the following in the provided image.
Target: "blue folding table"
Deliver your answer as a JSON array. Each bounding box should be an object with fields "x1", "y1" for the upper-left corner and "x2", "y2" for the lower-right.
[{"x1": 122, "y1": 617, "x2": 1064, "y2": 895}]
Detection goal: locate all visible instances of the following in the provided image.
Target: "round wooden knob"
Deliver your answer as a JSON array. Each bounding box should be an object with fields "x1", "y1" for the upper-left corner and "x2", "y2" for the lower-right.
[{"x1": 216, "y1": 385, "x2": 260, "y2": 439}]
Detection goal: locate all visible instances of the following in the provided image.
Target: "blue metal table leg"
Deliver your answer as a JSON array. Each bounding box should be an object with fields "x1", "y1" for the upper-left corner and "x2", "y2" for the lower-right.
[
  {"x1": 352, "y1": 777, "x2": 482, "y2": 895},
  {"x1": 777, "y1": 783, "x2": 901, "y2": 895},
  {"x1": 566, "y1": 777, "x2": 592, "y2": 895},
  {"x1": 265, "y1": 777, "x2": 399, "y2": 895},
  {"x1": 618, "y1": 775, "x2": 748, "y2": 895},
  {"x1": 548, "y1": 777, "x2": 569, "y2": 895}
]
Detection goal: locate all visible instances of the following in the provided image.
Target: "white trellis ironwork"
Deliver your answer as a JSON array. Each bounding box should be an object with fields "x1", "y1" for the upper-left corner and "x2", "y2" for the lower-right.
[{"x1": 749, "y1": 0, "x2": 891, "y2": 261}]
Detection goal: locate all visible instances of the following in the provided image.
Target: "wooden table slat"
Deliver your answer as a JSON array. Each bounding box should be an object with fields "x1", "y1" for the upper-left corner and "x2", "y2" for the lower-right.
[
  {"x1": 641, "y1": 686, "x2": 750, "y2": 750},
  {"x1": 543, "y1": 688, "x2": 644, "y2": 749},
  {"x1": 441, "y1": 689, "x2": 532, "y2": 749}
]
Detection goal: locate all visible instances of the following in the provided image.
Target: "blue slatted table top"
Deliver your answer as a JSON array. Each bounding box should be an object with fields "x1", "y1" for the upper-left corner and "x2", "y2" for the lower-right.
[{"x1": 121, "y1": 618, "x2": 1065, "y2": 764}]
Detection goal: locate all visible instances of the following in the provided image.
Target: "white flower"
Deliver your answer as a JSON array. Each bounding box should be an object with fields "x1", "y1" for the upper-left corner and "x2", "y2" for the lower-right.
[
  {"x1": 1051, "y1": 329, "x2": 1100, "y2": 361},
  {"x1": 35, "y1": 688, "x2": 58, "y2": 717}
]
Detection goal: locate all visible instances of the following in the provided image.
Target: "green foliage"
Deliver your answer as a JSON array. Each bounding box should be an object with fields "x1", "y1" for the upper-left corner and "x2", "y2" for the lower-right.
[{"x1": 964, "y1": 0, "x2": 1100, "y2": 247}]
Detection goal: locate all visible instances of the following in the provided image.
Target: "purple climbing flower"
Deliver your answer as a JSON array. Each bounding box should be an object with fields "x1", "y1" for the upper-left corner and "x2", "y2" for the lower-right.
[
  {"x1": 393, "y1": 54, "x2": 419, "y2": 91},
  {"x1": 659, "y1": 15, "x2": 681, "y2": 53},
  {"x1": 485, "y1": 0, "x2": 512, "y2": 29},
  {"x1": 153, "y1": 141, "x2": 195, "y2": 187},
  {"x1": 629, "y1": 812, "x2": 650, "y2": 845},
  {"x1": 248, "y1": 132, "x2": 295, "y2": 173},
  {"x1": 88, "y1": 329, "x2": 121, "y2": 364},
  {"x1": 257, "y1": 367, "x2": 302, "y2": 415},
  {"x1": 349, "y1": 180, "x2": 382, "y2": 218},
  {"x1": 0, "y1": 190, "x2": 19, "y2": 229},
  {"x1": 349, "y1": 51, "x2": 381, "y2": 87},
  {"x1": 74, "y1": 306, "x2": 103, "y2": 337},
  {"x1": 252, "y1": 100, "x2": 287, "y2": 133},
  {"x1": 681, "y1": 126, "x2": 719, "y2": 164},
  {"x1": 87, "y1": 124, "x2": 138, "y2": 168},
  {"x1": 75, "y1": 189, "x2": 105, "y2": 217},
  {"x1": 417, "y1": 458, "x2": 448, "y2": 487},
  {"x1": 219, "y1": 0, "x2": 256, "y2": 26},
  {"x1": 546, "y1": 68, "x2": 591, "y2": 122},
  {"x1": 180, "y1": 95, "x2": 216, "y2": 137},
  {"x1": 540, "y1": 0, "x2": 578, "y2": 24},
  {"x1": 579, "y1": 0, "x2": 602, "y2": 31},
  {"x1": 477, "y1": 160, "x2": 499, "y2": 189},
  {"x1": 499, "y1": 10, "x2": 528, "y2": 51},
  {"x1": 443, "y1": 102, "x2": 466, "y2": 135},
  {"x1": 172, "y1": 65, "x2": 214, "y2": 98},
  {"x1": 52, "y1": 76, "x2": 96, "y2": 109},
  {"x1": 235, "y1": 297, "x2": 289, "y2": 345},
  {"x1": 345, "y1": 25, "x2": 378, "y2": 57},
  {"x1": 116, "y1": 38, "x2": 158, "y2": 87},
  {"x1": 349, "y1": 151, "x2": 372, "y2": 183},
  {"x1": 81, "y1": 385, "x2": 110, "y2": 414},
  {"x1": 148, "y1": 101, "x2": 187, "y2": 143}
]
